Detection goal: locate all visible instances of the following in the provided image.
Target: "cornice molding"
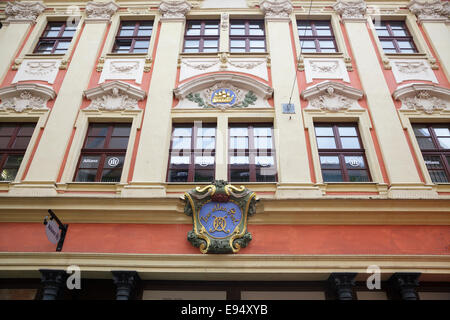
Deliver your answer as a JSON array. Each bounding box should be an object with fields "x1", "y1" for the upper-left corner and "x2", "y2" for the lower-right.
[
  {"x1": 408, "y1": 0, "x2": 450, "y2": 23},
  {"x1": 334, "y1": 0, "x2": 367, "y2": 22},
  {"x1": 0, "y1": 83, "x2": 56, "y2": 113},
  {"x1": 85, "y1": 1, "x2": 119, "y2": 23},
  {"x1": 159, "y1": 0, "x2": 192, "y2": 21},
  {"x1": 259, "y1": 0, "x2": 293, "y2": 21},
  {"x1": 393, "y1": 83, "x2": 450, "y2": 114},
  {"x1": 4, "y1": 1, "x2": 46, "y2": 24}
]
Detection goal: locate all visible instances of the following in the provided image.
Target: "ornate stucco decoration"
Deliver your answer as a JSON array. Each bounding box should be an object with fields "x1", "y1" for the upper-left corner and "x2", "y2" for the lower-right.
[
  {"x1": 5, "y1": 1, "x2": 46, "y2": 24},
  {"x1": 183, "y1": 180, "x2": 257, "y2": 254},
  {"x1": 334, "y1": 0, "x2": 367, "y2": 21},
  {"x1": 85, "y1": 1, "x2": 119, "y2": 23},
  {"x1": 159, "y1": 0, "x2": 192, "y2": 20},
  {"x1": 174, "y1": 73, "x2": 273, "y2": 110},
  {"x1": 98, "y1": 59, "x2": 145, "y2": 84},
  {"x1": 390, "y1": 59, "x2": 438, "y2": 84},
  {"x1": 259, "y1": 0, "x2": 293, "y2": 21},
  {"x1": 408, "y1": 0, "x2": 450, "y2": 22},
  {"x1": 0, "y1": 83, "x2": 55, "y2": 113},
  {"x1": 12, "y1": 59, "x2": 61, "y2": 84},
  {"x1": 84, "y1": 81, "x2": 146, "y2": 111},
  {"x1": 393, "y1": 83, "x2": 450, "y2": 114},
  {"x1": 304, "y1": 59, "x2": 350, "y2": 83},
  {"x1": 221, "y1": 13, "x2": 229, "y2": 30},
  {"x1": 301, "y1": 81, "x2": 364, "y2": 112}
]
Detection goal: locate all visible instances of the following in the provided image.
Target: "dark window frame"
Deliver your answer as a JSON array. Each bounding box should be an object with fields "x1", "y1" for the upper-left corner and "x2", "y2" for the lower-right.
[
  {"x1": 73, "y1": 123, "x2": 131, "y2": 183},
  {"x1": 374, "y1": 20, "x2": 418, "y2": 54},
  {"x1": 112, "y1": 20, "x2": 153, "y2": 54},
  {"x1": 183, "y1": 20, "x2": 220, "y2": 53},
  {"x1": 167, "y1": 123, "x2": 217, "y2": 183},
  {"x1": 297, "y1": 20, "x2": 338, "y2": 53},
  {"x1": 0, "y1": 123, "x2": 36, "y2": 182},
  {"x1": 315, "y1": 123, "x2": 372, "y2": 183},
  {"x1": 228, "y1": 123, "x2": 277, "y2": 183},
  {"x1": 412, "y1": 123, "x2": 450, "y2": 183},
  {"x1": 33, "y1": 22, "x2": 76, "y2": 54},
  {"x1": 229, "y1": 19, "x2": 266, "y2": 53}
]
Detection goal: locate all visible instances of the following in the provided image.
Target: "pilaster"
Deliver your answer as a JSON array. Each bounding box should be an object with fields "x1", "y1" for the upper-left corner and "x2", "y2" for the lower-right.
[
  {"x1": 328, "y1": 272, "x2": 357, "y2": 300},
  {"x1": 112, "y1": 271, "x2": 140, "y2": 300},
  {"x1": 39, "y1": 269, "x2": 67, "y2": 300}
]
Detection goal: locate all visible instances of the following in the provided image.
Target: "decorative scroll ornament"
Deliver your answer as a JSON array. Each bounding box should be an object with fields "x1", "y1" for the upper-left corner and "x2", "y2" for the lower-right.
[
  {"x1": 301, "y1": 80, "x2": 364, "y2": 112},
  {"x1": 184, "y1": 180, "x2": 257, "y2": 254},
  {"x1": 221, "y1": 13, "x2": 229, "y2": 30},
  {"x1": 259, "y1": 0, "x2": 293, "y2": 19},
  {"x1": 84, "y1": 81, "x2": 146, "y2": 111},
  {"x1": 408, "y1": 0, "x2": 450, "y2": 22},
  {"x1": 393, "y1": 83, "x2": 450, "y2": 114},
  {"x1": 0, "y1": 83, "x2": 55, "y2": 113},
  {"x1": 333, "y1": 0, "x2": 367, "y2": 20},
  {"x1": 159, "y1": 0, "x2": 192, "y2": 20},
  {"x1": 5, "y1": 1, "x2": 46, "y2": 23},
  {"x1": 85, "y1": 1, "x2": 119, "y2": 22}
]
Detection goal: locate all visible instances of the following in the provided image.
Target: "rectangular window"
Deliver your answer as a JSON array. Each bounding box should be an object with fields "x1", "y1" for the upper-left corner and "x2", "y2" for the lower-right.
[
  {"x1": 183, "y1": 20, "x2": 220, "y2": 53},
  {"x1": 74, "y1": 123, "x2": 131, "y2": 182},
  {"x1": 229, "y1": 124, "x2": 277, "y2": 182},
  {"x1": 112, "y1": 21, "x2": 153, "y2": 54},
  {"x1": 34, "y1": 22, "x2": 77, "y2": 54},
  {"x1": 297, "y1": 20, "x2": 337, "y2": 53},
  {"x1": 374, "y1": 21, "x2": 417, "y2": 54},
  {"x1": 412, "y1": 124, "x2": 450, "y2": 183},
  {"x1": 0, "y1": 123, "x2": 36, "y2": 181},
  {"x1": 229, "y1": 20, "x2": 266, "y2": 53},
  {"x1": 168, "y1": 123, "x2": 216, "y2": 183},
  {"x1": 315, "y1": 123, "x2": 371, "y2": 182}
]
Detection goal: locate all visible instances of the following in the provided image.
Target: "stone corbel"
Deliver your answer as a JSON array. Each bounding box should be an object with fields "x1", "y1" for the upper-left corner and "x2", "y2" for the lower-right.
[
  {"x1": 159, "y1": 0, "x2": 192, "y2": 21},
  {"x1": 4, "y1": 1, "x2": 46, "y2": 25},
  {"x1": 408, "y1": 0, "x2": 450, "y2": 23},
  {"x1": 334, "y1": 0, "x2": 368, "y2": 22},
  {"x1": 85, "y1": 1, "x2": 120, "y2": 23},
  {"x1": 84, "y1": 80, "x2": 146, "y2": 111},
  {"x1": 0, "y1": 83, "x2": 56, "y2": 113},
  {"x1": 259, "y1": 0, "x2": 293, "y2": 22}
]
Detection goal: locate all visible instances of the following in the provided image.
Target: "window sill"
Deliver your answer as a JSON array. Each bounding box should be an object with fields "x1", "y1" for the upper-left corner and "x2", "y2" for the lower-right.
[
  {"x1": 317, "y1": 182, "x2": 388, "y2": 195},
  {"x1": 300, "y1": 52, "x2": 344, "y2": 58},
  {"x1": 25, "y1": 53, "x2": 65, "y2": 58},
  {"x1": 106, "y1": 53, "x2": 149, "y2": 58},
  {"x1": 166, "y1": 182, "x2": 277, "y2": 194},
  {"x1": 384, "y1": 52, "x2": 427, "y2": 58}
]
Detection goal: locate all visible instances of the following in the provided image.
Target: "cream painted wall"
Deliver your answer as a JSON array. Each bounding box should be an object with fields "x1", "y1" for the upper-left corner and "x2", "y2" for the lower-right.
[
  {"x1": 265, "y1": 20, "x2": 313, "y2": 184},
  {"x1": 344, "y1": 21, "x2": 422, "y2": 185},
  {"x1": 130, "y1": 20, "x2": 185, "y2": 187},
  {"x1": 24, "y1": 22, "x2": 108, "y2": 184},
  {"x1": 0, "y1": 23, "x2": 31, "y2": 83},
  {"x1": 421, "y1": 22, "x2": 450, "y2": 80}
]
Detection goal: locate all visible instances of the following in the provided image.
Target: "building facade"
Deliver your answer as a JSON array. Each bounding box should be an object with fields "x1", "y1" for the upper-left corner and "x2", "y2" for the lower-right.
[{"x1": 0, "y1": 0, "x2": 449, "y2": 300}]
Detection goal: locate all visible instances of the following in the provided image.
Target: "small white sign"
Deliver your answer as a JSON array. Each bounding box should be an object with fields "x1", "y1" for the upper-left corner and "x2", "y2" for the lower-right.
[
  {"x1": 108, "y1": 157, "x2": 120, "y2": 167},
  {"x1": 45, "y1": 219, "x2": 61, "y2": 245}
]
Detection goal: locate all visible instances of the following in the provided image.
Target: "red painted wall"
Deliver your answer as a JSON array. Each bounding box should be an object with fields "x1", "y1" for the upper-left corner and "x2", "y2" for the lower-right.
[{"x1": 0, "y1": 223, "x2": 449, "y2": 255}]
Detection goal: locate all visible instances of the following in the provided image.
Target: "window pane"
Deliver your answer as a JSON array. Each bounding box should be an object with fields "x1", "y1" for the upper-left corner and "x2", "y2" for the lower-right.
[
  {"x1": 194, "y1": 169, "x2": 214, "y2": 182},
  {"x1": 230, "y1": 169, "x2": 250, "y2": 182},
  {"x1": 17, "y1": 125, "x2": 35, "y2": 136},
  {"x1": 381, "y1": 40, "x2": 394, "y2": 49},
  {"x1": 338, "y1": 127, "x2": 357, "y2": 136},
  {"x1": 438, "y1": 138, "x2": 450, "y2": 149},
  {"x1": 315, "y1": 127, "x2": 333, "y2": 136},
  {"x1": 300, "y1": 40, "x2": 316, "y2": 48},
  {"x1": 428, "y1": 170, "x2": 448, "y2": 183},
  {"x1": 198, "y1": 127, "x2": 215, "y2": 136},
  {"x1": 168, "y1": 169, "x2": 189, "y2": 182},
  {"x1": 317, "y1": 137, "x2": 336, "y2": 149},
  {"x1": 79, "y1": 155, "x2": 100, "y2": 169},
  {"x1": 230, "y1": 48, "x2": 246, "y2": 53},
  {"x1": 4, "y1": 155, "x2": 23, "y2": 168},
  {"x1": 204, "y1": 28, "x2": 219, "y2": 36},
  {"x1": 172, "y1": 137, "x2": 191, "y2": 149},
  {"x1": 322, "y1": 170, "x2": 343, "y2": 182},
  {"x1": 256, "y1": 165, "x2": 276, "y2": 182},
  {"x1": 56, "y1": 41, "x2": 70, "y2": 49},
  {"x1": 184, "y1": 48, "x2": 199, "y2": 53},
  {"x1": 230, "y1": 40, "x2": 246, "y2": 48},
  {"x1": 0, "y1": 168, "x2": 18, "y2": 181},
  {"x1": 345, "y1": 156, "x2": 366, "y2": 169},
  {"x1": 0, "y1": 125, "x2": 16, "y2": 135},
  {"x1": 112, "y1": 126, "x2": 131, "y2": 137},
  {"x1": 249, "y1": 28, "x2": 264, "y2": 36},
  {"x1": 319, "y1": 40, "x2": 335, "y2": 48},
  {"x1": 186, "y1": 28, "x2": 201, "y2": 36},
  {"x1": 433, "y1": 128, "x2": 450, "y2": 137},
  {"x1": 392, "y1": 29, "x2": 407, "y2": 37},
  {"x1": 341, "y1": 137, "x2": 360, "y2": 149},
  {"x1": 0, "y1": 137, "x2": 10, "y2": 148},
  {"x1": 75, "y1": 169, "x2": 97, "y2": 182},
  {"x1": 184, "y1": 40, "x2": 200, "y2": 48},
  {"x1": 249, "y1": 48, "x2": 265, "y2": 53},
  {"x1": 250, "y1": 40, "x2": 265, "y2": 48},
  {"x1": 101, "y1": 169, "x2": 122, "y2": 183},
  {"x1": 230, "y1": 156, "x2": 249, "y2": 165},
  {"x1": 375, "y1": 28, "x2": 390, "y2": 37},
  {"x1": 196, "y1": 137, "x2": 215, "y2": 149},
  {"x1": 170, "y1": 156, "x2": 190, "y2": 165},
  {"x1": 195, "y1": 156, "x2": 214, "y2": 167},
  {"x1": 12, "y1": 137, "x2": 32, "y2": 149},
  {"x1": 424, "y1": 155, "x2": 443, "y2": 169},
  {"x1": 134, "y1": 40, "x2": 150, "y2": 49},
  {"x1": 413, "y1": 126, "x2": 430, "y2": 137},
  {"x1": 320, "y1": 156, "x2": 340, "y2": 169},
  {"x1": 230, "y1": 128, "x2": 248, "y2": 136},
  {"x1": 104, "y1": 155, "x2": 124, "y2": 169},
  {"x1": 203, "y1": 40, "x2": 218, "y2": 48},
  {"x1": 173, "y1": 127, "x2": 192, "y2": 136},
  {"x1": 348, "y1": 170, "x2": 370, "y2": 182},
  {"x1": 254, "y1": 127, "x2": 272, "y2": 137},
  {"x1": 316, "y1": 29, "x2": 332, "y2": 36},
  {"x1": 397, "y1": 41, "x2": 414, "y2": 49},
  {"x1": 417, "y1": 137, "x2": 434, "y2": 149},
  {"x1": 254, "y1": 137, "x2": 272, "y2": 149},
  {"x1": 35, "y1": 42, "x2": 55, "y2": 53},
  {"x1": 119, "y1": 28, "x2": 134, "y2": 36},
  {"x1": 255, "y1": 156, "x2": 274, "y2": 167},
  {"x1": 230, "y1": 137, "x2": 248, "y2": 149},
  {"x1": 85, "y1": 137, "x2": 106, "y2": 149},
  {"x1": 62, "y1": 28, "x2": 76, "y2": 37}
]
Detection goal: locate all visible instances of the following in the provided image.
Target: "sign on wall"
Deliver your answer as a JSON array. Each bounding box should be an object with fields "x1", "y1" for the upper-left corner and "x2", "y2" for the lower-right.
[{"x1": 183, "y1": 180, "x2": 257, "y2": 254}]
